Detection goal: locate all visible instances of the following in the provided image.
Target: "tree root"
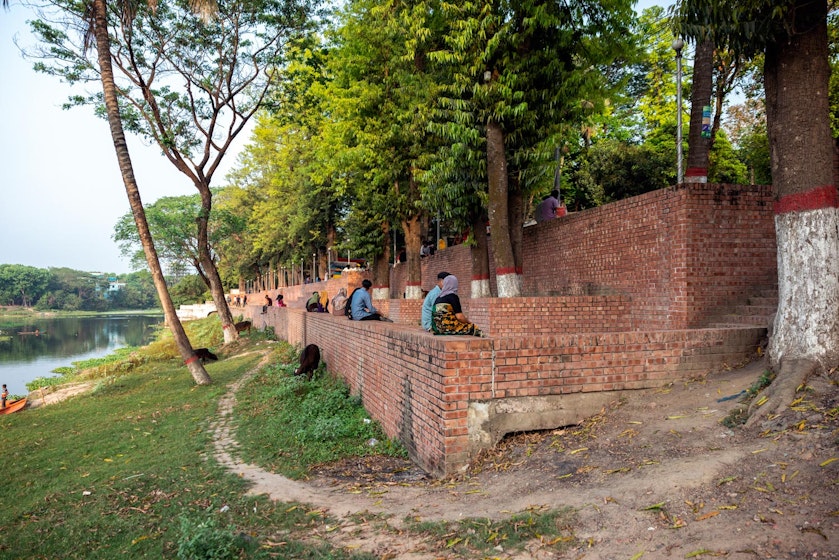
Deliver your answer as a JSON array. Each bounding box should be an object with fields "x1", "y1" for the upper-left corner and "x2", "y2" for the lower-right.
[{"x1": 744, "y1": 358, "x2": 819, "y2": 430}]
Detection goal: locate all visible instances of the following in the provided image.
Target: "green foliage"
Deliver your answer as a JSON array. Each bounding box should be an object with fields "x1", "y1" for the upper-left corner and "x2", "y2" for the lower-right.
[
  {"x1": 566, "y1": 139, "x2": 673, "y2": 206},
  {"x1": 709, "y1": 130, "x2": 748, "y2": 184},
  {"x1": 0, "y1": 264, "x2": 51, "y2": 307},
  {"x1": 177, "y1": 515, "x2": 263, "y2": 560},
  {"x1": 235, "y1": 352, "x2": 407, "y2": 479}
]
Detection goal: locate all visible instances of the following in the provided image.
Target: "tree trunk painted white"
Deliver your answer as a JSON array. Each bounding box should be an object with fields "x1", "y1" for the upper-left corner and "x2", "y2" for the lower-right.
[
  {"x1": 404, "y1": 285, "x2": 423, "y2": 299},
  {"x1": 496, "y1": 273, "x2": 522, "y2": 299},
  {"x1": 372, "y1": 287, "x2": 390, "y2": 302},
  {"x1": 769, "y1": 208, "x2": 839, "y2": 368},
  {"x1": 470, "y1": 278, "x2": 491, "y2": 299}
]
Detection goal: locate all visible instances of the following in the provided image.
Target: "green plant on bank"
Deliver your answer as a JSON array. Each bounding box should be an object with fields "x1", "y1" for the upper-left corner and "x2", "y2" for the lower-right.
[
  {"x1": 404, "y1": 507, "x2": 578, "y2": 557},
  {"x1": 234, "y1": 357, "x2": 408, "y2": 479},
  {"x1": 721, "y1": 369, "x2": 777, "y2": 428}
]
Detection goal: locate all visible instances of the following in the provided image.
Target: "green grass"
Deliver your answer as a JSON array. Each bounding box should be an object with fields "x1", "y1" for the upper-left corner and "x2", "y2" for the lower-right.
[
  {"x1": 404, "y1": 507, "x2": 579, "y2": 557},
  {"x1": 0, "y1": 317, "x2": 375, "y2": 559},
  {"x1": 234, "y1": 355, "x2": 407, "y2": 479}
]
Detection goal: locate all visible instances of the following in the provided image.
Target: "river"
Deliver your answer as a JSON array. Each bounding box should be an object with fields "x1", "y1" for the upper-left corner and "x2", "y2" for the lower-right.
[{"x1": 0, "y1": 314, "x2": 164, "y2": 397}]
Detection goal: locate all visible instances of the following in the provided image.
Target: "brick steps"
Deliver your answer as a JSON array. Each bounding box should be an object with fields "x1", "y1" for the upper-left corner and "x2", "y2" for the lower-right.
[{"x1": 706, "y1": 287, "x2": 777, "y2": 329}]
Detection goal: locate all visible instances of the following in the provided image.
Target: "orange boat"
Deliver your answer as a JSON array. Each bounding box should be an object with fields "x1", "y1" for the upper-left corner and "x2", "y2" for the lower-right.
[{"x1": 0, "y1": 398, "x2": 27, "y2": 415}]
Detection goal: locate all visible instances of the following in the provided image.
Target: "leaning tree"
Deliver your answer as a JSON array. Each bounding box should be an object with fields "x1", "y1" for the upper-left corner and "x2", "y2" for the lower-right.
[{"x1": 30, "y1": 0, "x2": 319, "y2": 344}]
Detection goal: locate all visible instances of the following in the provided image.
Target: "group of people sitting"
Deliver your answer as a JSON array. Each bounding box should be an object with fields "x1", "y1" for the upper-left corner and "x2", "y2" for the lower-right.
[
  {"x1": 258, "y1": 274, "x2": 483, "y2": 337},
  {"x1": 421, "y1": 272, "x2": 483, "y2": 337}
]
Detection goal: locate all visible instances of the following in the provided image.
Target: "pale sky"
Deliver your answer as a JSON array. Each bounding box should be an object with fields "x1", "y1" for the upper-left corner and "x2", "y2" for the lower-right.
[
  {"x1": 1, "y1": 1, "x2": 668, "y2": 276},
  {"x1": 0, "y1": 3, "x2": 243, "y2": 275}
]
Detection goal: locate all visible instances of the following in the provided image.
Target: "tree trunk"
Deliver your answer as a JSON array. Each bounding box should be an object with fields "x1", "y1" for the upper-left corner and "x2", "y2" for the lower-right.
[
  {"x1": 755, "y1": 0, "x2": 839, "y2": 425},
  {"x1": 401, "y1": 213, "x2": 423, "y2": 299},
  {"x1": 685, "y1": 37, "x2": 714, "y2": 183},
  {"x1": 486, "y1": 120, "x2": 521, "y2": 297},
  {"x1": 508, "y1": 172, "x2": 524, "y2": 282},
  {"x1": 92, "y1": 0, "x2": 210, "y2": 385},
  {"x1": 195, "y1": 185, "x2": 238, "y2": 344},
  {"x1": 469, "y1": 210, "x2": 491, "y2": 298},
  {"x1": 371, "y1": 221, "x2": 392, "y2": 301}
]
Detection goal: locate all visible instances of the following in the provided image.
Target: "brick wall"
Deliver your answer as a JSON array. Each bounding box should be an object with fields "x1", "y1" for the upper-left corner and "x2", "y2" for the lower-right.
[
  {"x1": 396, "y1": 183, "x2": 777, "y2": 330},
  {"x1": 237, "y1": 182, "x2": 776, "y2": 476}
]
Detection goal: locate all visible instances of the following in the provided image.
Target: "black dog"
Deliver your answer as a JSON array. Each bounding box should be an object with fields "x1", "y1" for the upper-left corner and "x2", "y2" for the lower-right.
[
  {"x1": 294, "y1": 344, "x2": 321, "y2": 380},
  {"x1": 194, "y1": 348, "x2": 219, "y2": 363}
]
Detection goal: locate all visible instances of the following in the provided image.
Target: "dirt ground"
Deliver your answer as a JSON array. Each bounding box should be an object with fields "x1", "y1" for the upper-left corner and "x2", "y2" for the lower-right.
[{"x1": 213, "y1": 357, "x2": 839, "y2": 559}]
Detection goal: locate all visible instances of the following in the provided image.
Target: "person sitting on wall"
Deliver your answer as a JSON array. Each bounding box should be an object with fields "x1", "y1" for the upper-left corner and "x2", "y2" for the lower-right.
[
  {"x1": 275, "y1": 294, "x2": 286, "y2": 307},
  {"x1": 535, "y1": 189, "x2": 560, "y2": 222},
  {"x1": 422, "y1": 271, "x2": 450, "y2": 332},
  {"x1": 306, "y1": 291, "x2": 320, "y2": 312},
  {"x1": 319, "y1": 291, "x2": 329, "y2": 313},
  {"x1": 432, "y1": 275, "x2": 483, "y2": 337},
  {"x1": 262, "y1": 294, "x2": 272, "y2": 314},
  {"x1": 350, "y1": 279, "x2": 393, "y2": 322}
]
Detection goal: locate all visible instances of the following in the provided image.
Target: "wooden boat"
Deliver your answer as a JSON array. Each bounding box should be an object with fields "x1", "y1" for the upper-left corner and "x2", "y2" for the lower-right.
[{"x1": 0, "y1": 398, "x2": 27, "y2": 415}]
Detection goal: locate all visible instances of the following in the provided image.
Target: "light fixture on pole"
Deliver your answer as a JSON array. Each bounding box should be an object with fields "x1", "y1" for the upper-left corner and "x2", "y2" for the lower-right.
[
  {"x1": 312, "y1": 253, "x2": 316, "y2": 281},
  {"x1": 672, "y1": 37, "x2": 685, "y2": 185}
]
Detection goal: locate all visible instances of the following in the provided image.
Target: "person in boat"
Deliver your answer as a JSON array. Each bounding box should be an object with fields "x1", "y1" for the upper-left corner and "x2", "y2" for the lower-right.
[
  {"x1": 1, "y1": 384, "x2": 8, "y2": 408},
  {"x1": 432, "y1": 275, "x2": 483, "y2": 337}
]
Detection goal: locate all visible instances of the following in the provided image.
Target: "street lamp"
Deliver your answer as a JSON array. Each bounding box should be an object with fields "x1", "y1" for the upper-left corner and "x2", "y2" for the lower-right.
[
  {"x1": 672, "y1": 37, "x2": 685, "y2": 185},
  {"x1": 312, "y1": 253, "x2": 317, "y2": 282}
]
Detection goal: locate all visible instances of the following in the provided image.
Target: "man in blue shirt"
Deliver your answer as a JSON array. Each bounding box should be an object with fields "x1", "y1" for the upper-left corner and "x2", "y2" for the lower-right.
[
  {"x1": 350, "y1": 279, "x2": 392, "y2": 321},
  {"x1": 422, "y1": 271, "x2": 450, "y2": 331}
]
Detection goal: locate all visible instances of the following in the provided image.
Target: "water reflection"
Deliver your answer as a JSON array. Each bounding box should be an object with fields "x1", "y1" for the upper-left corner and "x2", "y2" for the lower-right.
[{"x1": 0, "y1": 314, "x2": 163, "y2": 396}]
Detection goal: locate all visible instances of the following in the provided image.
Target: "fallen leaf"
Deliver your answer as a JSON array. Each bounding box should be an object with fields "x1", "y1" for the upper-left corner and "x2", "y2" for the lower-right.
[
  {"x1": 696, "y1": 511, "x2": 720, "y2": 521},
  {"x1": 819, "y1": 457, "x2": 837, "y2": 467}
]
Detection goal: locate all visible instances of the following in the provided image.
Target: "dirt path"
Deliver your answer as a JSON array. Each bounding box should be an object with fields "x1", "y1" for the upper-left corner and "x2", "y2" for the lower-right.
[{"x1": 213, "y1": 357, "x2": 839, "y2": 559}]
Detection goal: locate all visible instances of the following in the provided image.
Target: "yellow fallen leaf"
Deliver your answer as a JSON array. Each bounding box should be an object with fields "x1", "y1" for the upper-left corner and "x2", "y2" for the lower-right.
[
  {"x1": 719, "y1": 505, "x2": 737, "y2": 510},
  {"x1": 131, "y1": 535, "x2": 149, "y2": 545},
  {"x1": 630, "y1": 552, "x2": 644, "y2": 560},
  {"x1": 696, "y1": 511, "x2": 720, "y2": 521},
  {"x1": 751, "y1": 448, "x2": 767, "y2": 454},
  {"x1": 569, "y1": 447, "x2": 588, "y2": 455},
  {"x1": 820, "y1": 457, "x2": 837, "y2": 467},
  {"x1": 103, "y1": 458, "x2": 113, "y2": 462}
]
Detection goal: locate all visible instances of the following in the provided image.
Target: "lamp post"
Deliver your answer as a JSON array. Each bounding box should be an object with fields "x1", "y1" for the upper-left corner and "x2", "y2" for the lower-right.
[
  {"x1": 672, "y1": 37, "x2": 684, "y2": 185},
  {"x1": 312, "y1": 253, "x2": 317, "y2": 282}
]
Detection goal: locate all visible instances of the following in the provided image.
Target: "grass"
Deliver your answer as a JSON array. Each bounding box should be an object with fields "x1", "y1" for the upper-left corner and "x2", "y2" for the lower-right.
[
  {"x1": 234, "y1": 357, "x2": 407, "y2": 479},
  {"x1": 404, "y1": 506, "x2": 579, "y2": 556},
  {"x1": 0, "y1": 317, "x2": 375, "y2": 559},
  {"x1": 1, "y1": 315, "x2": 578, "y2": 559}
]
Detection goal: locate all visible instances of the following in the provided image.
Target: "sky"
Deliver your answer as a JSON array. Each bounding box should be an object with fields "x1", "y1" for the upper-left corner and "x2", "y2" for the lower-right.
[
  {"x1": 0, "y1": 1, "x2": 668, "y2": 276},
  {"x1": 0, "y1": 3, "x2": 245, "y2": 275}
]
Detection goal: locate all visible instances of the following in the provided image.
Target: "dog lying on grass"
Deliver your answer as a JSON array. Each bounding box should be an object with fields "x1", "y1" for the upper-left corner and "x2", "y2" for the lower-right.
[{"x1": 294, "y1": 344, "x2": 320, "y2": 380}]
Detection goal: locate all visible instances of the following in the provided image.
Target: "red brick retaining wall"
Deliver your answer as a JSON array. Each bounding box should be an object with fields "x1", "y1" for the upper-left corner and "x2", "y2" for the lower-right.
[{"x1": 249, "y1": 306, "x2": 764, "y2": 476}]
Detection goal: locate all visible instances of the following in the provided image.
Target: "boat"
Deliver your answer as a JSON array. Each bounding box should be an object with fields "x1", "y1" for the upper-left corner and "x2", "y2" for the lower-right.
[{"x1": 0, "y1": 398, "x2": 27, "y2": 415}]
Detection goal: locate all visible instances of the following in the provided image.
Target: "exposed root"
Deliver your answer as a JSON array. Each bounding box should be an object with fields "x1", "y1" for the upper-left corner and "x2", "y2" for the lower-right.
[{"x1": 744, "y1": 358, "x2": 819, "y2": 430}]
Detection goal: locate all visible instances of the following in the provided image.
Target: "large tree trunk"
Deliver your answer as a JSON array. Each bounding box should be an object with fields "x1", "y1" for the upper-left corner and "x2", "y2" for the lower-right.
[
  {"x1": 195, "y1": 185, "x2": 238, "y2": 343},
  {"x1": 92, "y1": 0, "x2": 210, "y2": 385},
  {"x1": 486, "y1": 120, "x2": 521, "y2": 297},
  {"x1": 371, "y1": 222, "x2": 392, "y2": 301},
  {"x1": 401, "y1": 213, "x2": 423, "y2": 299},
  {"x1": 755, "y1": 0, "x2": 839, "y2": 425},
  {"x1": 469, "y1": 210, "x2": 491, "y2": 298},
  {"x1": 400, "y1": 176, "x2": 424, "y2": 300},
  {"x1": 685, "y1": 37, "x2": 714, "y2": 183}
]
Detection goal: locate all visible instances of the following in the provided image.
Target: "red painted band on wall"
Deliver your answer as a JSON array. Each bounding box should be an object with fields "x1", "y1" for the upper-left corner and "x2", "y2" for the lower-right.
[
  {"x1": 184, "y1": 355, "x2": 199, "y2": 365},
  {"x1": 774, "y1": 185, "x2": 839, "y2": 214}
]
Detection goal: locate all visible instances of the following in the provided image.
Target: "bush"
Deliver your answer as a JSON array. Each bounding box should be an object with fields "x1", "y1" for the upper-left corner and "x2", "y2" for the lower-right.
[{"x1": 177, "y1": 515, "x2": 263, "y2": 560}]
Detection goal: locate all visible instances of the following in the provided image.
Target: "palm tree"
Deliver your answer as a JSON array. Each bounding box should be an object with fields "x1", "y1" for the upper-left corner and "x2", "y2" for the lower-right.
[{"x1": 89, "y1": 0, "x2": 211, "y2": 384}]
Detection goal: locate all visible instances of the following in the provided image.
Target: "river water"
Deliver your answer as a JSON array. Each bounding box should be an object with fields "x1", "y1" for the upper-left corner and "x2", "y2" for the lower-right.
[{"x1": 0, "y1": 314, "x2": 164, "y2": 397}]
